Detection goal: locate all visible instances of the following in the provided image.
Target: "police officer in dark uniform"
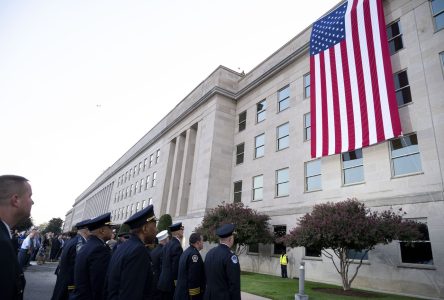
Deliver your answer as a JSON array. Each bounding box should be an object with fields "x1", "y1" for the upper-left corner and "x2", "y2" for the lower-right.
[
  {"x1": 204, "y1": 224, "x2": 240, "y2": 300},
  {"x1": 106, "y1": 205, "x2": 158, "y2": 300},
  {"x1": 71, "y1": 213, "x2": 114, "y2": 300},
  {"x1": 174, "y1": 233, "x2": 205, "y2": 300},
  {"x1": 51, "y1": 219, "x2": 90, "y2": 300},
  {"x1": 158, "y1": 222, "x2": 184, "y2": 300},
  {"x1": 151, "y1": 230, "x2": 169, "y2": 300}
]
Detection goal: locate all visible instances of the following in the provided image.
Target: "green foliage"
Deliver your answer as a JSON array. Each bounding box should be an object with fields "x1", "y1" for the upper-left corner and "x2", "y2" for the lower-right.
[
  {"x1": 12, "y1": 217, "x2": 34, "y2": 232},
  {"x1": 195, "y1": 202, "x2": 273, "y2": 255},
  {"x1": 283, "y1": 198, "x2": 421, "y2": 290},
  {"x1": 43, "y1": 217, "x2": 64, "y2": 235},
  {"x1": 157, "y1": 214, "x2": 172, "y2": 232}
]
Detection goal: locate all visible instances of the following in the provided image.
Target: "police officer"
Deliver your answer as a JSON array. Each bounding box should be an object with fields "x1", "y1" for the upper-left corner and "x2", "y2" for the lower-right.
[
  {"x1": 158, "y1": 222, "x2": 184, "y2": 300},
  {"x1": 151, "y1": 230, "x2": 169, "y2": 300},
  {"x1": 204, "y1": 224, "x2": 240, "y2": 300},
  {"x1": 51, "y1": 219, "x2": 90, "y2": 300},
  {"x1": 174, "y1": 233, "x2": 205, "y2": 300},
  {"x1": 107, "y1": 205, "x2": 157, "y2": 300},
  {"x1": 71, "y1": 213, "x2": 114, "y2": 300}
]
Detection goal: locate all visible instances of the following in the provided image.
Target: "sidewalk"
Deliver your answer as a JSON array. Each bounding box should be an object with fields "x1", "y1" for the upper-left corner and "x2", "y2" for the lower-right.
[{"x1": 241, "y1": 291, "x2": 272, "y2": 300}]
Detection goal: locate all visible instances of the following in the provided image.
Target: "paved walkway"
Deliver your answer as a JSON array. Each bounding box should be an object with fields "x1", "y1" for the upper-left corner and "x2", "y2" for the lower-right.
[{"x1": 22, "y1": 261, "x2": 270, "y2": 300}]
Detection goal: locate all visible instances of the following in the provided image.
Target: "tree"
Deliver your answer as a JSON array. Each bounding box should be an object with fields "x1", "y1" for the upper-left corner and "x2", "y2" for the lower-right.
[
  {"x1": 282, "y1": 198, "x2": 422, "y2": 291},
  {"x1": 43, "y1": 217, "x2": 64, "y2": 235},
  {"x1": 12, "y1": 217, "x2": 34, "y2": 232},
  {"x1": 195, "y1": 202, "x2": 273, "y2": 256},
  {"x1": 157, "y1": 214, "x2": 172, "y2": 232}
]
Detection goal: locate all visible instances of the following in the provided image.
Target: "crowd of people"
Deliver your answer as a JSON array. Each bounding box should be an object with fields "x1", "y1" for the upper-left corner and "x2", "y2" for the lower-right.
[{"x1": 1, "y1": 175, "x2": 241, "y2": 300}]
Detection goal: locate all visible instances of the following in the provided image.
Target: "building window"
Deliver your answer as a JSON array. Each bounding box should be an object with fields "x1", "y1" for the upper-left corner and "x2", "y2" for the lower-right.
[
  {"x1": 152, "y1": 172, "x2": 157, "y2": 187},
  {"x1": 139, "y1": 179, "x2": 144, "y2": 192},
  {"x1": 252, "y1": 175, "x2": 263, "y2": 201},
  {"x1": 236, "y1": 143, "x2": 244, "y2": 165},
  {"x1": 149, "y1": 198, "x2": 153, "y2": 205},
  {"x1": 276, "y1": 168, "x2": 289, "y2": 197},
  {"x1": 278, "y1": 85, "x2": 290, "y2": 112},
  {"x1": 248, "y1": 243, "x2": 259, "y2": 254},
  {"x1": 118, "y1": 190, "x2": 122, "y2": 201},
  {"x1": 125, "y1": 187, "x2": 129, "y2": 199},
  {"x1": 239, "y1": 111, "x2": 247, "y2": 132},
  {"x1": 135, "y1": 181, "x2": 139, "y2": 193},
  {"x1": 400, "y1": 220, "x2": 434, "y2": 265},
  {"x1": 144, "y1": 158, "x2": 148, "y2": 171},
  {"x1": 130, "y1": 184, "x2": 133, "y2": 197},
  {"x1": 125, "y1": 171, "x2": 128, "y2": 182},
  {"x1": 138, "y1": 162, "x2": 142, "y2": 174},
  {"x1": 234, "y1": 181, "x2": 242, "y2": 203},
  {"x1": 441, "y1": 52, "x2": 444, "y2": 70},
  {"x1": 342, "y1": 149, "x2": 364, "y2": 185},
  {"x1": 303, "y1": 113, "x2": 311, "y2": 141},
  {"x1": 256, "y1": 100, "x2": 266, "y2": 123},
  {"x1": 390, "y1": 133, "x2": 422, "y2": 177},
  {"x1": 273, "y1": 225, "x2": 286, "y2": 255},
  {"x1": 142, "y1": 199, "x2": 147, "y2": 209},
  {"x1": 254, "y1": 134, "x2": 265, "y2": 158},
  {"x1": 431, "y1": 0, "x2": 444, "y2": 31},
  {"x1": 305, "y1": 247, "x2": 322, "y2": 258},
  {"x1": 156, "y1": 149, "x2": 160, "y2": 164},
  {"x1": 305, "y1": 159, "x2": 321, "y2": 192},
  {"x1": 145, "y1": 176, "x2": 150, "y2": 189},
  {"x1": 387, "y1": 20, "x2": 403, "y2": 55},
  {"x1": 394, "y1": 70, "x2": 412, "y2": 106},
  {"x1": 136, "y1": 202, "x2": 140, "y2": 212},
  {"x1": 149, "y1": 154, "x2": 154, "y2": 168},
  {"x1": 346, "y1": 249, "x2": 369, "y2": 260},
  {"x1": 277, "y1": 123, "x2": 289, "y2": 151},
  {"x1": 303, "y1": 73, "x2": 310, "y2": 98}
]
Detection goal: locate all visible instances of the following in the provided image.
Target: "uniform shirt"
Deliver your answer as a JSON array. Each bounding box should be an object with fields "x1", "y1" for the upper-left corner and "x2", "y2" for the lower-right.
[
  {"x1": 203, "y1": 243, "x2": 240, "y2": 300},
  {"x1": 20, "y1": 235, "x2": 32, "y2": 250},
  {"x1": 107, "y1": 234, "x2": 153, "y2": 300},
  {"x1": 174, "y1": 245, "x2": 205, "y2": 300},
  {"x1": 0, "y1": 220, "x2": 25, "y2": 300},
  {"x1": 51, "y1": 234, "x2": 87, "y2": 300},
  {"x1": 71, "y1": 235, "x2": 111, "y2": 300},
  {"x1": 157, "y1": 237, "x2": 183, "y2": 292}
]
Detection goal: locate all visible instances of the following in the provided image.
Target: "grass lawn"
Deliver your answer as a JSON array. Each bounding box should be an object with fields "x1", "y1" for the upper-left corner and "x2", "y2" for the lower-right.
[{"x1": 241, "y1": 272, "x2": 419, "y2": 300}]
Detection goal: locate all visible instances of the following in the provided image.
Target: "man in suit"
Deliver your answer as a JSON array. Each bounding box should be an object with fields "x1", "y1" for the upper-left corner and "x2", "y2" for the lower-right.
[
  {"x1": 174, "y1": 233, "x2": 205, "y2": 300},
  {"x1": 51, "y1": 219, "x2": 90, "y2": 300},
  {"x1": 150, "y1": 230, "x2": 169, "y2": 300},
  {"x1": 204, "y1": 224, "x2": 240, "y2": 300},
  {"x1": 0, "y1": 175, "x2": 34, "y2": 300},
  {"x1": 107, "y1": 205, "x2": 158, "y2": 300},
  {"x1": 158, "y1": 222, "x2": 184, "y2": 300},
  {"x1": 71, "y1": 213, "x2": 114, "y2": 300}
]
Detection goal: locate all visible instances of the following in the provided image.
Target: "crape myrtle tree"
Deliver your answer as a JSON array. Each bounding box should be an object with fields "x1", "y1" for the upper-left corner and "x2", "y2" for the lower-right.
[
  {"x1": 282, "y1": 198, "x2": 421, "y2": 291},
  {"x1": 195, "y1": 202, "x2": 273, "y2": 256},
  {"x1": 157, "y1": 214, "x2": 172, "y2": 233},
  {"x1": 12, "y1": 217, "x2": 34, "y2": 232}
]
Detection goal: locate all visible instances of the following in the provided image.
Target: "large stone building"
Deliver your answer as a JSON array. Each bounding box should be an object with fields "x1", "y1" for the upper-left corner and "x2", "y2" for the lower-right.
[{"x1": 64, "y1": 0, "x2": 444, "y2": 298}]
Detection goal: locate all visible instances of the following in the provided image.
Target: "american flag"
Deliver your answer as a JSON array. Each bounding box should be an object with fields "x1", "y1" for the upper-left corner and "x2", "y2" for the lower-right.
[{"x1": 310, "y1": 0, "x2": 402, "y2": 158}]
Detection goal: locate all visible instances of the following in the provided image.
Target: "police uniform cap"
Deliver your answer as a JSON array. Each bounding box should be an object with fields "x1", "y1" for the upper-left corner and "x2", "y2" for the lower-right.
[
  {"x1": 124, "y1": 204, "x2": 156, "y2": 229},
  {"x1": 117, "y1": 224, "x2": 130, "y2": 237},
  {"x1": 86, "y1": 213, "x2": 114, "y2": 231},
  {"x1": 168, "y1": 222, "x2": 183, "y2": 232},
  {"x1": 75, "y1": 219, "x2": 90, "y2": 230},
  {"x1": 156, "y1": 230, "x2": 168, "y2": 241},
  {"x1": 216, "y1": 223, "x2": 235, "y2": 238}
]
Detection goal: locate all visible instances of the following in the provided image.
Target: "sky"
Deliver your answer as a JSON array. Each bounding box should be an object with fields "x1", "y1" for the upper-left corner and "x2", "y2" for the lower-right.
[{"x1": 0, "y1": 0, "x2": 339, "y2": 225}]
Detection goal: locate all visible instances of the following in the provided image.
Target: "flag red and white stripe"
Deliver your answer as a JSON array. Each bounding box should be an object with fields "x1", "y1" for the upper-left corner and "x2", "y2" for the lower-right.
[{"x1": 310, "y1": 0, "x2": 402, "y2": 158}]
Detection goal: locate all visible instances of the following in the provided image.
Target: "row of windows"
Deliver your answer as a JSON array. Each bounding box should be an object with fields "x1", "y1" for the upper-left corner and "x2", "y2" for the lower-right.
[
  {"x1": 111, "y1": 198, "x2": 153, "y2": 221},
  {"x1": 234, "y1": 133, "x2": 422, "y2": 202},
  {"x1": 117, "y1": 149, "x2": 160, "y2": 187},
  {"x1": 249, "y1": 221, "x2": 434, "y2": 266},
  {"x1": 114, "y1": 172, "x2": 157, "y2": 203}
]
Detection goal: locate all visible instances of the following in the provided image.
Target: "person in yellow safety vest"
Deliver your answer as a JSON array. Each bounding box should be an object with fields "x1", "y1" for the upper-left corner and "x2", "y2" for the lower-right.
[{"x1": 280, "y1": 250, "x2": 288, "y2": 278}]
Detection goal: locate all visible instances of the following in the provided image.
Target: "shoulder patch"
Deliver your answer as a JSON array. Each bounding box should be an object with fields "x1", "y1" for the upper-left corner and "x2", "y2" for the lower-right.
[
  {"x1": 231, "y1": 255, "x2": 238, "y2": 264},
  {"x1": 192, "y1": 254, "x2": 199, "y2": 263}
]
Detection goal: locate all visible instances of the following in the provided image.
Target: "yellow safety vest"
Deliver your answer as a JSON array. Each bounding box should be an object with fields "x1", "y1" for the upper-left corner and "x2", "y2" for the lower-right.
[{"x1": 280, "y1": 254, "x2": 288, "y2": 265}]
